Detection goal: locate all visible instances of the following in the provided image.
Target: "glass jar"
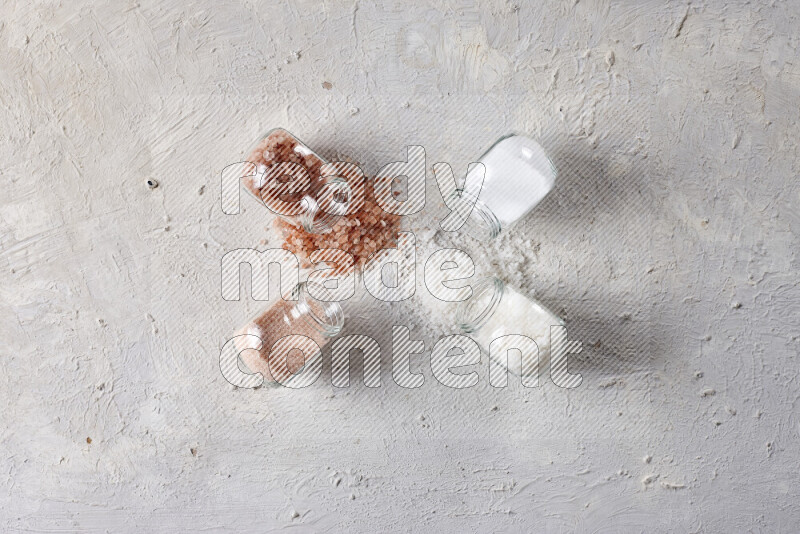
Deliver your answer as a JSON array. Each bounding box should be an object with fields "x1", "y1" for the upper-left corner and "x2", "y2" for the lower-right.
[
  {"x1": 243, "y1": 128, "x2": 350, "y2": 234},
  {"x1": 456, "y1": 276, "x2": 564, "y2": 376},
  {"x1": 233, "y1": 281, "x2": 344, "y2": 386},
  {"x1": 451, "y1": 134, "x2": 557, "y2": 241}
]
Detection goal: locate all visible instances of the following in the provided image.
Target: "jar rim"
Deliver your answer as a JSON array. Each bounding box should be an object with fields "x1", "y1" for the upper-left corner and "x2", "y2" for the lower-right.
[
  {"x1": 456, "y1": 276, "x2": 505, "y2": 333},
  {"x1": 446, "y1": 190, "x2": 502, "y2": 241},
  {"x1": 293, "y1": 281, "x2": 344, "y2": 336},
  {"x1": 299, "y1": 177, "x2": 350, "y2": 233}
]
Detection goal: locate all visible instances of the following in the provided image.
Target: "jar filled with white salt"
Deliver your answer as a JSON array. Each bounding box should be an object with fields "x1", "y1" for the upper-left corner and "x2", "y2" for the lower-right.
[
  {"x1": 233, "y1": 281, "x2": 345, "y2": 386},
  {"x1": 243, "y1": 128, "x2": 351, "y2": 234},
  {"x1": 452, "y1": 134, "x2": 557, "y2": 241},
  {"x1": 455, "y1": 277, "x2": 564, "y2": 376}
]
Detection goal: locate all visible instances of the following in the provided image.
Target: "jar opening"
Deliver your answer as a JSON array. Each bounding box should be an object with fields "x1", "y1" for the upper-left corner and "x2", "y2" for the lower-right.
[
  {"x1": 446, "y1": 190, "x2": 502, "y2": 241},
  {"x1": 292, "y1": 281, "x2": 344, "y2": 336},
  {"x1": 456, "y1": 277, "x2": 504, "y2": 333},
  {"x1": 300, "y1": 177, "x2": 351, "y2": 233}
]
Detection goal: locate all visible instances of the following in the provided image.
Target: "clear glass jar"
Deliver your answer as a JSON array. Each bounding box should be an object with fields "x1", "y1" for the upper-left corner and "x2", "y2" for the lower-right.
[
  {"x1": 456, "y1": 276, "x2": 564, "y2": 376},
  {"x1": 243, "y1": 128, "x2": 350, "y2": 234},
  {"x1": 451, "y1": 134, "x2": 557, "y2": 241},
  {"x1": 233, "y1": 281, "x2": 344, "y2": 386}
]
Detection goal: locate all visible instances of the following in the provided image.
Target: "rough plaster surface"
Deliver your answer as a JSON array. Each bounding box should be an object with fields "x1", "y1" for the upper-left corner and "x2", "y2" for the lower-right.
[{"x1": 1, "y1": 0, "x2": 799, "y2": 532}]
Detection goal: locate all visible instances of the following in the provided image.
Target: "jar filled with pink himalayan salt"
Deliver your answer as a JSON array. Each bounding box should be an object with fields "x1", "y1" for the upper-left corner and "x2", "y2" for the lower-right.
[
  {"x1": 243, "y1": 128, "x2": 404, "y2": 272},
  {"x1": 233, "y1": 281, "x2": 345, "y2": 386},
  {"x1": 243, "y1": 128, "x2": 351, "y2": 234}
]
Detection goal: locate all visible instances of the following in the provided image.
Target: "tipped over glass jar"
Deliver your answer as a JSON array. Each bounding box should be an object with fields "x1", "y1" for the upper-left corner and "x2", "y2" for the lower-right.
[
  {"x1": 241, "y1": 128, "x2": 403, "y2": 271},
  {"x1": 453, "y1": 134, "x2": 557, "y2": 241},
  {"x1": 243, "y1": 128, "x2": 351, "y2": 234},
  {"x1": 233, "y1": 281, "x2": 344, "y2": 386},
  {"x1": 456, "y1": 276, "x2": 564, "y2": 377}
]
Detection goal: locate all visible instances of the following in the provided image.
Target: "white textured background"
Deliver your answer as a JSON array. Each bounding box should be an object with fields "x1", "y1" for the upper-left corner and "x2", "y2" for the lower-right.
[{"x1": 1, "y1": 0, "x2": 799, "y2": 532}]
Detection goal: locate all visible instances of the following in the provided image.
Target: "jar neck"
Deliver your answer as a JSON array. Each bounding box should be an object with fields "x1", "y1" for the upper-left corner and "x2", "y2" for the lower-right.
[
  {"x1": 289, "y1": 282, "x2": 344, "y2": 337},
  {"x1": 299, "y1": 176, "x2": 351, "y2": 233},
  {"x1": 456, "y1": 277, "x2": 504, "y2": 333},
  {"x1": 447, "y1": 191, "x2": 502, "y2": 241}
]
